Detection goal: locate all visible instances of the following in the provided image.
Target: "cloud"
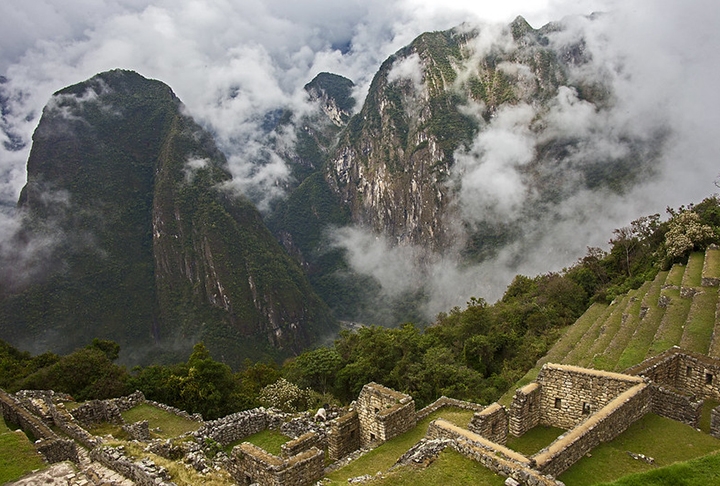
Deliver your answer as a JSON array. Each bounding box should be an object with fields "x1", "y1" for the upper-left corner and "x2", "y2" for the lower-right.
[{"x1": 1, "y1": 0, "x2": 719, "y2": 319}]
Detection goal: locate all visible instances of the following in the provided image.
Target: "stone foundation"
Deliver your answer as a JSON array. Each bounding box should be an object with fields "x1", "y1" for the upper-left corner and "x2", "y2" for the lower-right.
[
  {"x1": 533, "y1": 383, "x2": 651, "y2": 477},
  {"x1": 650, "y1": 385, "x2": 702, "y2": 427},
  {"x1": 230, "y1": 442, "x2": 324, "y2": 486},
  {"x1": 536, "y1": 364, "x2": 645, "y2": 429},
  {"x1": 91, "y1": 445, "x2": 176, "y2": 486},
  {"x1": 415, "y1": 396, "x2": 485, "y2": 421}
]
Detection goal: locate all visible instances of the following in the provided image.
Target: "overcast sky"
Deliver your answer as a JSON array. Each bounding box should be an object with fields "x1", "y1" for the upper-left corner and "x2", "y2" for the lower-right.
[{"x1": 1, "y1": 0, "x2": 719, "y2": 310}]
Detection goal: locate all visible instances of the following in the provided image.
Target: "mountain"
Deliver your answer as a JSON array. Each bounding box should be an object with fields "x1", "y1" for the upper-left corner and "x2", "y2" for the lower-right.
[
  {"x1": 0, "y1": 69, "x2": 336, "y2": 367},
  {"x1": 265, "y1": 17, "x2": 665, "y2": 324}
]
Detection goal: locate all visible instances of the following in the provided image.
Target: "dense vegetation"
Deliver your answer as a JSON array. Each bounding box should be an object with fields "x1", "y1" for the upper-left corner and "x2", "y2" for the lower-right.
[{"x1": 2, "y1": 196, "x2": 718, "y2": 418}]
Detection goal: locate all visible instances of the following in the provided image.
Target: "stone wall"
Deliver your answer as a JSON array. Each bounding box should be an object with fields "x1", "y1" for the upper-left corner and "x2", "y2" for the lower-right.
[
  {"x1": 48, "y1": 401, "x2": 103, "y2": 450},
  {"x1": 195, "y1": 408, "x2": 269, "y2": 447},
  {"x1": 280, "y1": 431, "x2": 324, "y2": 458},
  {"x1": 415, "y1": 396, "x2": 485, "y2": 421},
  {"x1": 711, "y1": 405, "x2": 720, "y2": 439},
  {"x1": 536, "y1": 364, "x2": 645, "y2": 429},
  {"x1": 146, "y1": 399, "x2": 203, "y2": 422},
  {"x1": 0, "y1": 388, "x2": 78, "y2": 464},
  {"x1": 509, "y1": 383, "x2": 542, "y2": 437},
  {"x1": 629, "y1": 348, "x2": 720, "y2": 402},
  {"x1": 90, "y1": 445, "x2": 177, "y2": 486},
  {"x1": 468, "y1": 403, "x2": 508, "y2": 445},
  {"x1": 230, "y1": 442, "x2": 324, "y2": 486},
  {"x1": 427, "y1": 419, "x2": 560, "y2": 486},
  {"x1": 327, "y1": 410, "x2": 361, "y2": 461},
  {"x1": 650, "y1": 385, "x2": 702, "y2": 427},
  {"x1": 123, "y1": 420, "x2": 150, "y2": 441},
  {"x1": 533, "y1": 383, "x2": 651, "y2": 478},
  {"x1": 357, "y1": 383, "x2": 415, "y2": 446},
  {"x1": 71, "y1": 399, "x2": 124, "y2": 426}
]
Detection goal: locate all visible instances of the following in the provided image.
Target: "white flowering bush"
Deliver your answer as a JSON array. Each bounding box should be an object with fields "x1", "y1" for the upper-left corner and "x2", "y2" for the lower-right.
[
  {"x1": 664, "y1": 210, "x2": 715, "y2": 259},
  {"x1": 258, "y1": 378, "x2": 311, "y2": 412}
]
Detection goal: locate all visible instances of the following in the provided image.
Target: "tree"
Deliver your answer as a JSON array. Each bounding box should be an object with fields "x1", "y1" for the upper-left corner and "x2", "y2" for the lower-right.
[{"x1": 664, "y1": 210, "x2": 715, "y2": 261}]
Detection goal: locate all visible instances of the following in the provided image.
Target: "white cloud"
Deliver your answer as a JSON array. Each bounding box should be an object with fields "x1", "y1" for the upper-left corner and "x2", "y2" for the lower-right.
[{"x1": 0, "y1": 0, "x2": 719, "y2": 315}]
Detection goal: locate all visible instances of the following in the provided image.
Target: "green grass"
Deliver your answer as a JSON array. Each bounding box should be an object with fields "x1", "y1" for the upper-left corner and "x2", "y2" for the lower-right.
[
  {"x1": 506, "y1": 425, "x2": 565, "y2": 456},
  {"x1": 558, "y1": 413, "x2": 720, "y2": 486},
  {"x1": 580, "y1": 291, "x2": 636, "y2": 369},
  {"x1": 227, "y1": 429, "x2": 290, "y2": 456},
  {"x1": 121, "y1": 403, "x2": 201, "y2": 438},
  {"x1": 647, "y1": 288, "x2": 692, "y2": 356},
  {"x1": 365, "y1": 448, "x2": 506, "y2": 486},
  {"x1": 562, "y1": 303, "x2": 619, "y2": 366},
  {"x1": 596, "y1": 284, "x2": 650, "y2": 371},
  {"x1": 683, "y1": 252, "x2": 705, "y2": 288},
  {"x1": 595, "y1": 451, "x2": 720, "y2": 486},
  {"x1": 665, "y1": 263, "x2": 686, "y2": 287},
  {"x1": 615, "y1": 272, "x2": 668, "y2": 371},
  {"x1": 0, "y1": 418, "x2": 47, "y2": 484},
  {"x1": 704, "y1": 248, "x2": 720, "y2": 279},
  {"x1": 680, "y1": 287, "x2": 718, "y2": 354},
  {"x1": 324, "y1": 407, "x2": 475, "y2": 484}
]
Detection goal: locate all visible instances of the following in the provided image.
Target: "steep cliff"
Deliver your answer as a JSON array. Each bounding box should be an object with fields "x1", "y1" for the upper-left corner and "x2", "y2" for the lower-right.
[
  {"x1": 1, "y1": 69, "x2": 336, "y2": 366},
  {"x1": 324, "y1": 17, "x2": 659, "y2": 258}
]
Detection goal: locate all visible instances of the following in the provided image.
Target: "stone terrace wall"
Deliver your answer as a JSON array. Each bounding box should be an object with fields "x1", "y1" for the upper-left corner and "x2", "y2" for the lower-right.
[
  {"x1": 146, "y1": 399, "x2": 203, "y2": 422},
  {"x1": 427, "y1": 419, "x2": 560, "y2": 486},
  {"x1": 230, "y1": 443, "x2": 323, "y2": 486},
  {"x1": 509, "y1": 383, "x2": 541, "y2": 437},
  {"x1": 48, "y1": 401, "x2": 103, "y2": 450},
  {"x1": 711, "y1": 406, "x2": 720, "y2": 439},
  {"x1": 71, "y1": 399, "x2": 124, "y2": 426},
  {"x1": 357, "y1": 383, "x2": 415, "y2": 446},
  {"x1": 468, "y1": 403, "x2": 508, "y2": 445},
  {"x1": 651, "y1": 385, "x2": 702, "y2": 427},
  {"x1": 0, "y1": 388, "x2": 78, "y2": 463},
  {"x1": 533, "y1": 383, "x2": 651, "y2": 478},
  {"x1": 537, "y1": 364, "x2": 645, "y2": 429},
  {"x1": 415, "y1": 396, "x2": 485, "y2": 421},
  {"x1": 90, "y1": 445, "x2": 177, "y2": 486},
  {"x1": 327, "y1": 410, "x2": 360, "y2": 461}
]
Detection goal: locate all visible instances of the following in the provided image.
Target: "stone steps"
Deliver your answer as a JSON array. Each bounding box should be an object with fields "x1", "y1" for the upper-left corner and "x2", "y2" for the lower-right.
[{"x1": 615, "y1": 270, "x2": 669, "y2": 371}]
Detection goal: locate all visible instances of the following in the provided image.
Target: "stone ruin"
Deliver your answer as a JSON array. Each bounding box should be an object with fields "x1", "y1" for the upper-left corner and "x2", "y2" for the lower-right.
[{"x1": 4, "y1": 348, "x2": 720, "y2": 486}]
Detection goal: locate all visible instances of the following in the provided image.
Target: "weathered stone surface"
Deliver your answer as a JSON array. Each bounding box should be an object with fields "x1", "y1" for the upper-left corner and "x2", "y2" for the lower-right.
[
  {"x1": 356, "y1": 382, "x2": 415, "y2": 447},
  {"x1": 229, "y1": 442, "x2": 324, "y2": 486},
  {"x1": 469, "y1": 403, "x2": 509, "y2": 445}
]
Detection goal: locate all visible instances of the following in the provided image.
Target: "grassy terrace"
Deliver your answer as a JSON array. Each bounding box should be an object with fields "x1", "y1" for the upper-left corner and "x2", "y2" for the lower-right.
[
  {"x1": 647, "y1": 287, "x2": 692, "y2": 356},
  {"x1": 681, "y1": 287, "x2": 718, "y2": 354},
  {"x1": 225, "y1": 429, "x2": 290, "y2": 455},
  {"x1": 0, "y1": 417, "x2": 47, "y2": 484},
  {"x1": 615, "y1": 271, "x2": 668, "y2": 371},
  {"x1": 704, "y1": 248, "x2": 720, "y2": 279},
  {"x1": 593, "y1": 284, "x2": 649, "y2": 371},
  {"x1": 559, "y1": 413, "x2": 720, "y2": 485},
  {"x1": 683, "y1": 252, "x2": 705, "y2": 288},
  {"x1": 122, "y1": 403, "x2": 201, "y2": 438},
  {"x1": 324, "y1": 407, "x2": 476, "y2": 485}
]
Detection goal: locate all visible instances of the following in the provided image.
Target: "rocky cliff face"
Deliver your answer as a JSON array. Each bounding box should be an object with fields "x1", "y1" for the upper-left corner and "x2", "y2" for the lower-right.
[
  {"x1": 1, "y1": 69, "x2": 335, "y2": 366},
  {"x1": 322, "y1": 17, "x2": 657, "y2": 258}
]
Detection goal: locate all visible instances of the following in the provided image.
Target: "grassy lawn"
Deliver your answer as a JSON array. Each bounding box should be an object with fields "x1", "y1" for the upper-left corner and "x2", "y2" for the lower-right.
[
  {"x1": 0, "y1": 417, "x2": 47, "y2": 484},
  {"x1": 683, "y1": 252, "x2": 705, "y2": 288},
  {"x1": 367, "y1": 448, "x2": 506, "y2": 486},
  {"x1": 122, "y1": 403, "x2": 201, "y2": 438},
  {"x1": 595, "y1": 451, "x2": 720, "y2": 486},
  {"x1": 558, "y1": 413, "x2": 720, "y2": 485},
  {"x1": 506, "y1": 425, "x2": 565, "y2": 456},
  {"x1": 226, "y1": 429, "x2": 290, "y2": 455},
  {"x1": 324, "y1": 407, "x2": 475, "y2": 484}
]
